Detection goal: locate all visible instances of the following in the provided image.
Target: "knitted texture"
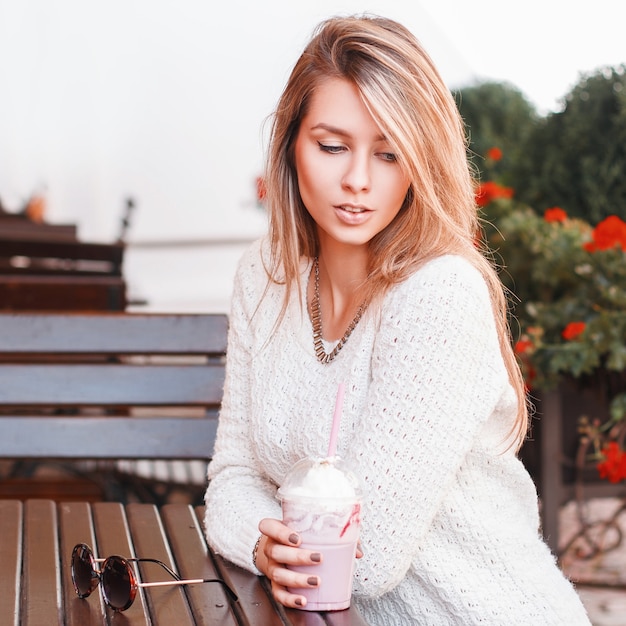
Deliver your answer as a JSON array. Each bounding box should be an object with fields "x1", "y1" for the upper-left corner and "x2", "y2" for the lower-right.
[{"x1": 205, "y1": 238, "x2": 591, "y2": 625}]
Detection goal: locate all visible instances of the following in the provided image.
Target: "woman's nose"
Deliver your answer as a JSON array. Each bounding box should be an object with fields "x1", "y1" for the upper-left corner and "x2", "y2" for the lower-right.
[{"x1": 341, "y1": 152, "x2": 371, "y2": 193}]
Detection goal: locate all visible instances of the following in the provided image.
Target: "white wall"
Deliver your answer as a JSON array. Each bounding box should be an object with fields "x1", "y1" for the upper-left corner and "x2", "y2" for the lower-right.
[
  {"x1": 0, "y1": 0, "x2": 472, "y2": 243},
  {"x1": 1, "y1": 1, "x2": 624, "y2": 311},
  {"x1": 0, "y1": 0, "x2": 474, "y2": 311}
]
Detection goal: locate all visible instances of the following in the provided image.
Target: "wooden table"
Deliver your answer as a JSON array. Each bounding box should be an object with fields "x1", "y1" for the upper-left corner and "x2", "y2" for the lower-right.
[{"x1": 1, "y1": 500, "x2": 369, "y2": 625}]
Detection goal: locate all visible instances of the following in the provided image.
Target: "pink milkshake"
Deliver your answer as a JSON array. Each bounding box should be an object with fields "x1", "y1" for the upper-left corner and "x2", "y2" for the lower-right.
[{"x1": 277, "y1": 456, "x2": 361, "y2": 611}]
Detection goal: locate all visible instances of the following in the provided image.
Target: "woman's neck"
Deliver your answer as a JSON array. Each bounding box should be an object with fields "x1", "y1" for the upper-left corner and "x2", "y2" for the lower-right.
[{"x1": 309, "y1": 247, "x2": 368, "y2": 342}]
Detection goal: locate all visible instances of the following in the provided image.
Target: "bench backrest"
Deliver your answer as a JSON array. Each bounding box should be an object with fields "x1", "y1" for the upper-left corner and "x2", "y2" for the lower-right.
[
  {"x1": 0, "y1": 239, "x2": 124, "y2": 276},
  {"x1": 0, "y1": 312, "x2": 227, "y2": 460},
  {"x1": 0, "y1": 239, "x2": 127, "y2": 311}
]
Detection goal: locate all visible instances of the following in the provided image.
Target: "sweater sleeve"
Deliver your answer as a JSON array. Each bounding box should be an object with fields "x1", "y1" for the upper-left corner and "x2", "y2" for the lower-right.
[
  {"x1": 350, "y1": 256, "x2": 513, "y2": 597},
  {"x1": 204, "y1": 244, "x2": 282, "y2": 573}
]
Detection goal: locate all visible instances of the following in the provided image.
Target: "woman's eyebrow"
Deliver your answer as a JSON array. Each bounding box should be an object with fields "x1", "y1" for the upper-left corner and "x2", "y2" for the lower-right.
[{"x1": 310, "y1": 122, "x2": 386, "y2": 142}]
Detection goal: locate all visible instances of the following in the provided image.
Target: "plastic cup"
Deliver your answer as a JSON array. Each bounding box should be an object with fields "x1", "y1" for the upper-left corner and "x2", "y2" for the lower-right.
[{"x1": 277, "y1": 457, "x2": 361, "y2": 611}]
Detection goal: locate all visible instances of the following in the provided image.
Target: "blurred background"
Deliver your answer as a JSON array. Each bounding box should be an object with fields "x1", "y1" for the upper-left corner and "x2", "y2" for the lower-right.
[{"x1": 1, "y1": 0, "x2": 625, "y2": 312}]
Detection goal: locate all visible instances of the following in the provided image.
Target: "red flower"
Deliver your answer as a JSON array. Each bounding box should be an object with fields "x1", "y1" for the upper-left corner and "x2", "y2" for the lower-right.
[
  {"x1": 513, "y1": 339, "x2": 536, "y2": 390},
  {"x1": 544, "y1": 207, "x2": 567, "y2": 223},
  {"x1": 514, "y1": 339, "x2": 533, "y2": 354},
  {"x1": 561, "y1": 321, "x2": 586, "y2": 341},
  {"x1": 256, "y1": 176, "x2": 267, "y2": 203},
  {"x1": 597, "y1": 442, "x2": 626, "y2": 483},
  {"x1": 583, "y1": 215, "x2": 626, "y2": 252},
  {"x1": 486, "y1": 146, "x2": 503, "y2": 161},
  {"x1": 475, "y1": 181, "x2": 514, "y2": 207}
]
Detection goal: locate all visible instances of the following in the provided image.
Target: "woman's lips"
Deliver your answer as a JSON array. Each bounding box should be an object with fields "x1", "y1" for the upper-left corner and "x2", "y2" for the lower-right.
[{"x1": 334, "y1": 204, "x2": 372, "y2": 225}]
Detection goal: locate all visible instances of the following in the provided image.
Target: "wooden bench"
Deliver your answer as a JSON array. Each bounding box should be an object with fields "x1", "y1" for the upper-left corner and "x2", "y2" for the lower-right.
[
  {"x1": 0, "y1": 312, "x2": 370, "y2": 624},
  {"x1": 0, "y1": 238, "x2": 127, "y2": 310},
  {"x1": 0, "y1": 312, "x2": 228, "y2": 503},
  {"x1": 0, "y1": 211, "x2": 78, "y2": 241}
]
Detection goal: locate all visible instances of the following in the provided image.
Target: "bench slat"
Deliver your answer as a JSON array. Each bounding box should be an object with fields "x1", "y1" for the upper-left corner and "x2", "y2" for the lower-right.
[
  {"x1": 0, "y1": 313, "x2": 228, "y2": 355},
  {"x1": 0, "y1": 237, "x2": 124, "y2": 258},
  {"x1": 0, "y1": 277, "x2": 126, "y2": 312},
  {"x1": 0, "y1": 364, "x2": 224, "y2": 406},
  {"x1": 0, "y1": 220, "x2": 77, "y2": 242},
  {"x1": 0, "y1": 417, "x2": 217, "y2": 459}
]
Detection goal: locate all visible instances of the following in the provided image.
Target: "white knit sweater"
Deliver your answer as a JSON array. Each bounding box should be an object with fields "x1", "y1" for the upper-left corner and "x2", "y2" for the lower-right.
[{"x1": 204, "y1": 239, "x2": 590, "y2": 625}]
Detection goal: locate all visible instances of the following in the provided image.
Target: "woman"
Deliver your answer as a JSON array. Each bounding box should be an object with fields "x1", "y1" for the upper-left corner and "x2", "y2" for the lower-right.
[{"x1": 204, "y1": 14, "x2": 590, "y2": 625}]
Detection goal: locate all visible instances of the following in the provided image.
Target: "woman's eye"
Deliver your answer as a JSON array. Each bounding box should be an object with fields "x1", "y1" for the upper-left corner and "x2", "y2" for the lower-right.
[
  {"x1": 378, "y1": 152, "x2": 398, "y2": 162},
  {"x1": 317, "y1": 142, "x2": 345, "y2": 154}
]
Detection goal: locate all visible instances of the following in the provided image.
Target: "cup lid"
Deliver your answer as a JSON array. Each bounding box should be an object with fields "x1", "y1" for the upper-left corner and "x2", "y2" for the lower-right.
[{"x1": 277, "y1": 456, "x2": 361, "y2": 502}]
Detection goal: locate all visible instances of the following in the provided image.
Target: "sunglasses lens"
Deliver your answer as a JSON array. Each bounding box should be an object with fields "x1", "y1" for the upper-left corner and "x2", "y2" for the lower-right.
[
  {"x1": 71, "y1": 544, "x2": 99, "y2": 598},
  {"x1": 102, "y1": 557, "x2": 135, "y2": 611}
]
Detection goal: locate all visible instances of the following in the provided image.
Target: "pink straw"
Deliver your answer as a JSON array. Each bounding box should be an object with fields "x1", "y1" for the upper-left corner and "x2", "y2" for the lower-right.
[{"x1": 327, "y1": 382, "x2": 346, "y2": 458}]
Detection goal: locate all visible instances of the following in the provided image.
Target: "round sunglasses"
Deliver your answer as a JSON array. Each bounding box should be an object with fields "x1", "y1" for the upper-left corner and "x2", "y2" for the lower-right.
[{"x1": 71, "y1": 543, "x2": 238, "y2": 612}]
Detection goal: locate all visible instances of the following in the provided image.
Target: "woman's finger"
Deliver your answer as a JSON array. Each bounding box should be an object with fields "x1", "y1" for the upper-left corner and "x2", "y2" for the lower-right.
[
  {"x1": 267, "y1": 562, "x2": 320, "y2": 590},
  {"x1": 270, "y1": 580, "x2": 309, "y2": 609},
  {"x1": 259, "y1": 517, "x2": 301, "y2": 546},
  {"x1": 265, "y1": 542, "x2": 322, "y2": 567}
]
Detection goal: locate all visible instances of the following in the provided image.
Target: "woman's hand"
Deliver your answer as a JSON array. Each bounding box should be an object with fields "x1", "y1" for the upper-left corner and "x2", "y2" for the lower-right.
[{"x1": 256, "y1": 517, "x2": 322, "y2": 609}]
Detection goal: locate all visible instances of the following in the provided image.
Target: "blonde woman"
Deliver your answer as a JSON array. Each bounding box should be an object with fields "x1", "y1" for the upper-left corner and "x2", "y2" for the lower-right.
[{"x1": 205, "y1": 15, "x2": 590, "y2": 625}]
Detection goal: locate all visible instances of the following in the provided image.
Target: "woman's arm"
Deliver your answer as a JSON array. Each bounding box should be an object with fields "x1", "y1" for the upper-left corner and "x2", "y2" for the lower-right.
[
  {"x1": 350, "y1": 256, "x2": 513, "y2": 596},
  {"x1": 204, "y1": 245, "x2": 284, "y2": 571}
]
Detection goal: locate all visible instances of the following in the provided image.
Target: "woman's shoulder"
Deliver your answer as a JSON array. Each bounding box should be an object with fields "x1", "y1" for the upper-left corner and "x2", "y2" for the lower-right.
[
  {"x1": 235, "y1": 236, "x2": 267, "y2": 273},
  {"x1": 235, "y1": 236, "x2": 310, "y2": 287},
  {"x1": 232, "y1": 236, "x2": 277, "y2": 288},
  {"x1": 383, "y1": 254, "x2": 492, "y2": 317},
  {"x1": 404, "y1": 254, "x2": 487, "y2": 293},
  {"x1": 229, "y1": 237, "x2": 271, "y2": 308},
  {"x1": 231, "y1": 237, "x2": 307, "y2": 314}
]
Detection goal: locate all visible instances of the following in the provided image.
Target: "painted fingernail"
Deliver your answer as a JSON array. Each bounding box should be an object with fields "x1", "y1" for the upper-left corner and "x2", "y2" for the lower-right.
[
  {"x1": 307, "y1": 576, "x2": 318, "y2": 586},
  {"x1": 295, "y1": 598, "x2": 303, "y2": 607},
  {"x1": 310, "y1": 552, "x2": 321, "y2": 562},
  {"x1": 288, "y1": 533, "x2": 299, "y2": 545}
]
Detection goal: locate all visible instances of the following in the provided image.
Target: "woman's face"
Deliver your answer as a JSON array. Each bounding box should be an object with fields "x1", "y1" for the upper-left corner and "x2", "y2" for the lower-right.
[{"x1": 294, "y1": 78, "x2": 410, "y2": 252}]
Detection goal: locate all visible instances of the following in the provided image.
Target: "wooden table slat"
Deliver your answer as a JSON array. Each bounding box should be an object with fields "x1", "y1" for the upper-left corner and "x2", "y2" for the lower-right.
[
  {"x1": 125, "y1": 503, "x2": 195, "y2": 626},
  {"x1": 160, "y1": 503, "x2": 238, "y2": 626},
  {"x1": 194, "y1": 506, "x2": 287, "y2": 626},
  {"x1": 92, "y1": 502, "x2": 150, "y2": 626},
  {"x1": 23, "y1": 500, "x2": 62, "y2": 626},
  {"x1": 323, "y1": 609, "x2": 370, "y2": 626},
  {"x1": 58, "y1": 501, "x2": 107, "y2": 626},
  {"x1": 0, "y1": 500, "x2": 22, "y2": 626},
  {"x1": 282, "y1": 604, "x2": 327, "y2": 626}
]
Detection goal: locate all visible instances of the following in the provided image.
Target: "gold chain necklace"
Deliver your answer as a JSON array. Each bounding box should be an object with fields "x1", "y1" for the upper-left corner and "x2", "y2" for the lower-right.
[{"x1": 311, "y1": 257, "x2": 366, "y2": 364}]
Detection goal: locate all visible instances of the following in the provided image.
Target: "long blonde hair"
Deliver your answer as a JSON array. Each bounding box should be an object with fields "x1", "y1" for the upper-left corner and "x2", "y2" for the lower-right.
[{"x1": 263, "y1": 14, "x2": 528, "y2": 448}]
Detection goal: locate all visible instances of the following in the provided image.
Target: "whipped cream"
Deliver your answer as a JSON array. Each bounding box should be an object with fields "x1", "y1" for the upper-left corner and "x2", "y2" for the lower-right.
[{"x1": 279, "y1": 458, "x2": 358, "y2": 500}]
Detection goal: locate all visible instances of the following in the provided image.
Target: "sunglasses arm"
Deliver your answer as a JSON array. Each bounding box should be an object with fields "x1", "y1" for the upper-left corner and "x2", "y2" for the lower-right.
[
  {"x1": 137, "y1": 577, "x2": 239, "y2": 602},
  {"x1": 131, "y1": 558, "x2": 182, "y2": 581}
]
